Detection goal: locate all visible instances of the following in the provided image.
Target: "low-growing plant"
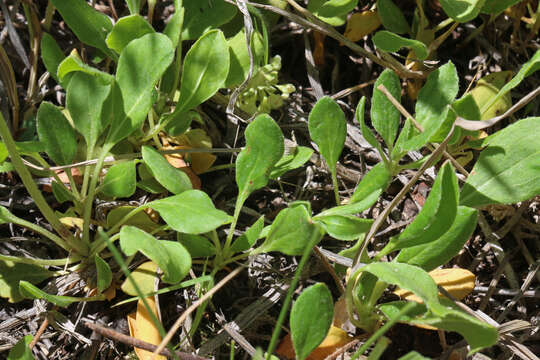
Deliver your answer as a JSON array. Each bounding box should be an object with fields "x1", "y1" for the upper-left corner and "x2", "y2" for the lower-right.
[{"x1": 1, "y1": 0, "x2": 539, "y2": 359}]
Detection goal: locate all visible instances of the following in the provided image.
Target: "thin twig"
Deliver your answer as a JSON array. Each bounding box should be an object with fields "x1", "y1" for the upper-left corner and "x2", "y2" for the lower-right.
[
  {"x1": 82, "y1": 320, "x2": 208, "y2": 360},
  {"x1": 151, "y1": 267, "x2": 244, "y2": 358}
]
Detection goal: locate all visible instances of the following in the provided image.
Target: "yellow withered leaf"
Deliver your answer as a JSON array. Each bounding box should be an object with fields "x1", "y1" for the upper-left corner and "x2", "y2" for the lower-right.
[
  {"x1": 127, "y1": 296, "x2": 165, "y2": 360},
  {"x1": 344, "y1": 11, "x2": 381, "y2": 42},
  {"x1": 276, "y1": 326, "x2": 353, "y2": 360},
  {"x1": 394, "y1": 268, "x2": 476, "y2": 303}
]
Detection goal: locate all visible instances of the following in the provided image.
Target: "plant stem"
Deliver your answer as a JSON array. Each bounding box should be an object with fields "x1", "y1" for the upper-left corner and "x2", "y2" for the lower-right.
[
  {"x1": 331, "y1": 172, "x2": 341, "y2": 206},
  {"x1": 265, "y1": 229, "x2": 322, "y2": 359},
  {"x1": 0, "y1": 253, "x2": 81, "y2": 267},
  {"x1": 0, "y1": 112, "x2": 85, "y2": 254},
  {"x1": 351, "y1": 302, "x2": 417, "y2": 359},
  {"x1": 82, "y1": 148, "x2": 109, "y2": 245},
  {"x1": 222, "y1": 196, "x2": 243, "y2": 259}
]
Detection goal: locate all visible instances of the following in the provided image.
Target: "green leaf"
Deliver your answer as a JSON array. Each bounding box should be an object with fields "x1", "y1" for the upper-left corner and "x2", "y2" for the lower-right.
[
  {"x1": 236, "y1": 114, "x2": 284, "y2": 202},
  {"x1": 106, "y1": 205, "x2": 161, "y2": 233},
  {"x1": 178, "y1": 234, "x2": 216, "y2": 258},
  {"x1": 377, "y1": 0, "x2": 409, "y2": 34},
  {"x1": 106, "y1": 33, "x2": 174, "y2": 145},
  {"x1": 231, "y1": 215, "x2": 265, "y2": 253},
  {"x1": 350, "y1": 162, "x2": 391, "y2": 204},
  {"x1": 398, "y1": 351, "x2": 431, "y2": 360},
  {"x1": 41, "y1": 33, "x2": 65, "y2": 84},
  {"x1": 460, "y1": 117, "x2": 540, "y2": 207},
  {"x1": 94, "y1": 255, "x2": 112, "y2": 292},
  {"x1": 371, "y1": 69, "x2": 401, "y2": 149},
  {"x1": 314, "y1": 214, "x2": 373, "y2": 240},
  {"x1": 439, "y1": 0, "x2": 486, "y2": 22},
  {"x1": 356, "y1": 96, "x2": 381, "y2": 152},
  {"x1": 57, "y1": 51, "x2": 115, "y2": 83},
  {"x1": 163, "y1": 0, "x2": 184, "y2": 48},
  {"x1": 380, "y1": 162, "x2": 459, "y2": 255},
  {"x1": 400, "y1": 61, "x2": 459, "y2": 152},
  {"x1": 308, "y1": 96, "x2": 346, "y2": 178},
  {"x1": 148, "y1": 190, "x2": 232, "y2": 234},
  {"x1": 480, "y1": 49, "x2": 540, "y2": 115},
  {"x1": 106, "y1": 15, "x2": 155, "y2": 54},
  {"x1": 66, "y1": 72, "x2": 112, "y2": 149},
  {"x1": 7, "y1": 335, "x2": 34, "y2": 360},
  {"x1": 254, "y1": 206, "x2": 322, "y2": 255},
  {"x1": 481, "y1": 0, "x2": 524, "y2": 14},
  {"x1": 396, "y1": 206, "x2": 478, "y2": 271},
  {"x1": 173, "y1": 30, "x2": 230, "y2": 116},
  {"x1": 101, "y1": 160, "x2": 137, "y2": 198},
  {"x1": 290, "y1": 283, "x2": 334, "y2": 360},
  {"x1": 318, "y1": 191, "x2": 380, "y2": 216},
  {"x1": 182, "y1": 1, "x2": 237, "y2": 40},
  {"x1": 126, "y1": 0, "x2": 141, "y2": 14},
  {"x1": 226, "y1": 29, "x2": 265, "y2": 87},
  {"x1": 269, "y1": 146, "x2": 314, "y2": 179},
  {"x1": 307, "y1": 0, "x2": 358, "y2": 26},
  {"x1": 379, "y1": 299, "x2": 498, "y2": 355},
  {"x1": 141, "y1": 145, "x2": 192, "y2": 194},
  {"x1": 50, "y1": 0, "x2": 114, "y2": 59},
  {"x1": 19, "y1": 281, "x2": 96, "y2": 307},
  {"x1": 373, "y1": 31, "x2": 428, "y2": 60},
  {"x1": 36, "y1": 102, "x2": 76, "y2": 166},
  {"x1": 51, "y1": 181, "x2": 75, "y2": 204},
  {"x1": 0, "y1": 260, "x2": 52, "y2": 303},
  {"x1": 119, "y1": 226, "x2": 191, "y2": 283}
]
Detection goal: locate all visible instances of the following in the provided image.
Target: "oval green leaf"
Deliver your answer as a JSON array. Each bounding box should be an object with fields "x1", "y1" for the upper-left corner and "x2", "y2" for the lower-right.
[
  {"x1": 0, "y1": 259, "x2": 53, "y2": 303},
  {"x1": 314, "y1": 214, "x2": 373, "y2": 240},
  {"x1": 36, "y1": 102, "x2": 76, "y2": 166},
  {"x1": 148, "y1": 190, "x2": 232, "y2": 234},
  {"x1": 181, "y1": 1, "x2": 237, "y2": 40},
  {"x1": 94, "y1": 254, "x2": 112, "y2": 292},
  {"x1": 371, "y1": 69, "x2": 401, "y2": 149},
  {"x1": 308, "y1": 96, "x2": 346, "y2": 177},
  {"x1": 66, "y1": 71, "x2": 112, "y2": 149},
  {"x1": 119, "y1": 226, "x2": 191, "y2": 283},
  {"x1": 460, "y1": 117, "x2": 540, "y2": 207},
  {"x1": 290, "y1": 283, "x2": 334, "y2": 360},
  {"x1": 439, "y1": 0, "x2": 485, "y2": 22},
  {"x1": 106, "y1": 15, "x2": 155, "y2": 54},
  {"x1": 178, "y1": 234, "x2": 216, "y2": 258},
  {"x1": 141, "y1": 145, "x2": 192, "y2": 194},
  {"x1": 236, "y1": 114, "x2": 284, "y2": 202},
  {"x1": 174, "y1": 30, "x2": 230, "y2": 115},
  {"x1": 107, "y1": 33, "x2": 174, "y2": 145},
  {"x1": 101, "y1": 160, "x2": 137, "y2": 198},
  {"x1": 41, "y1": 32, "x2": 65, "y2": 84},
  {"x1": 377, "y1": 0, "x2": 410, "y2": 34}
]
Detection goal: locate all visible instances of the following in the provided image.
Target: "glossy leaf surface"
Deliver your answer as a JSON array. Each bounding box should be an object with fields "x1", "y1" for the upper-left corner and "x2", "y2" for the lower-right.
[
  {"x1": 181, "y1": 1, "x2": 237, "y2": 40},
  {"x1": 308, "y1": 97, "x2": 346, "y2": 178},
  {"x1": 148, "y1": 190, "x2": 232, "y2": 234},
  {"x1": 290, "y1": 283, "x2": 334, "y2": 360},
  {"x1": 0, "y1": 260, "x2": 52, "y2": 303},
  {"x1": 36, "y1": 102, "x2": 76, "y2": 166},
  {"x1": 308, "y1": 0, "x2": 358, "y2": 26},
  {"x1": 101, "y1": 160, "x2": 137, "y2": 198},
  {"x1": 142, "y1": 145, "x2": 192, "y2": 194},
  {"x1": 120, "y1": 226, "x2": 191, "y2": 283},
  {"x1": 460, "y1": 117, "x2": 540, "y2": 206}
]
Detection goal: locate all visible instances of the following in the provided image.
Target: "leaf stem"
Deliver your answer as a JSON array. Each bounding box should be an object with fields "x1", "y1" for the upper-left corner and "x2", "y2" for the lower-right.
[
  {"x1": 331, "y1": 172, "x2": 341, "y2": 206},
  {"x1": 265, "y1": 229, "x2": 322, "y2": 359},
  {"x1": 0, "y1": 253, "x2": 81, "y2": 267}
]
